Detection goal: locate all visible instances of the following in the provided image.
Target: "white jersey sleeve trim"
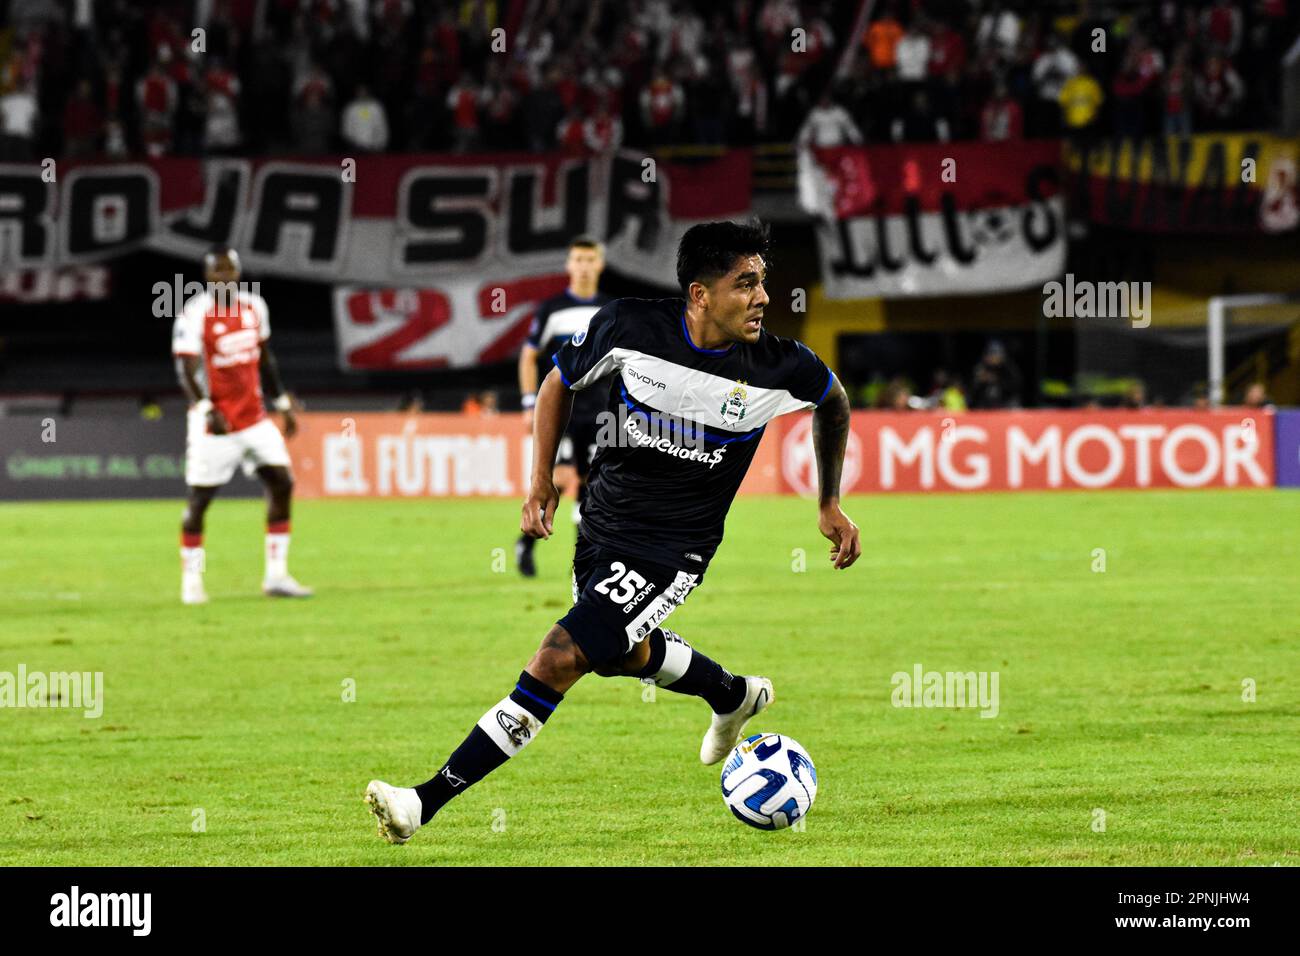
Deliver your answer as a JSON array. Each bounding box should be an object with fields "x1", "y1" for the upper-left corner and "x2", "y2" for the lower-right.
[{"x1": 171, "y1": 292, "x2": 211, "y2": 357}]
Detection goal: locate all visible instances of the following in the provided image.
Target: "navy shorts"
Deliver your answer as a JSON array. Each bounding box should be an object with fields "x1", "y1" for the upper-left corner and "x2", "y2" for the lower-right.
[{"x1": 557, "y1": 536, "x2": 704, "y2": 670}]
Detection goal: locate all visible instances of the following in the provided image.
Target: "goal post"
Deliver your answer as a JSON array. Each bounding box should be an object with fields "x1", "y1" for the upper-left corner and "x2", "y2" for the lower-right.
[
  {"x1": 1207, "y1": 294, "x2": 1300, "y2": 407},
  {"x1": 1071, "y1": 293, "x2": 1300, "y2": 407}
]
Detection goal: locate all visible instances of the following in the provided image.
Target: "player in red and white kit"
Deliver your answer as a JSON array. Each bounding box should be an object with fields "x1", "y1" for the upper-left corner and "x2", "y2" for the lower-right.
[{"x1": 172, "y1": 247, "x2": 312, "y2": 604}]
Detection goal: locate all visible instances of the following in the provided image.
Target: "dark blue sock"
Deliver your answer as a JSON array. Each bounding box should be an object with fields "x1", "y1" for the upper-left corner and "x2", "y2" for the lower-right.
[
  {"x1": 414, "y1": 671, "x2": 563, "y2": 824},
  {"x1": 634, "y1": 629, "x2": 746, "y2": 714}
]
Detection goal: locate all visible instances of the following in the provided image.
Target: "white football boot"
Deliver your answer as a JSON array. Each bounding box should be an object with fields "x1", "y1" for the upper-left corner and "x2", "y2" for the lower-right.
[
  {"x1": 181, "y1": 573, "x2": 208, "y2": 605},
  {"x1": 262, "y1": 575, "x2": 314, "y2": 598},
  {"x1": 364, "y1": 780, "x2": 423, "y2": 845},
  {"x1": 700, "y1": 676, "x2": 775, "y2": 765}
]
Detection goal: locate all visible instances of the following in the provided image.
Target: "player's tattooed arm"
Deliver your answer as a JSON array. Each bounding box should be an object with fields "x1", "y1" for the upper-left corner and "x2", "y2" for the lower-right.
[
  {"x1": 812, "y1": 375, "x2": 851, "y2": 501},
  {"x1": 521, "y1": 367, "x2": 574, "y2": 540},
  {"x1": 175, "y1": 354, "x2": 228, "y2": 435},
  {"x1": 812, "y1": 375, "x2": 862, "y2": 570},
  {"x1": 259, "y1": 344, "x2": 297, "y2": 438}
]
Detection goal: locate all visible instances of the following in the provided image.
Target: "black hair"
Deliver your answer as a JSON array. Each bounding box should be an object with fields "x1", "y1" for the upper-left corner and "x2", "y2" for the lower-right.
[
  {"x1": 568, "y1": 234, "x2": 602, "y2": 251},
  {"x1": 675, "y1": 219, "x2": 771, "y2": 295}
]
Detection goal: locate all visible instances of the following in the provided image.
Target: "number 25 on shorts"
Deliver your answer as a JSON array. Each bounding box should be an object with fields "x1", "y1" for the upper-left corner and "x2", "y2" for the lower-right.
[{"x1": 593, "y1": 562, "x2": 647, "y2": 604}]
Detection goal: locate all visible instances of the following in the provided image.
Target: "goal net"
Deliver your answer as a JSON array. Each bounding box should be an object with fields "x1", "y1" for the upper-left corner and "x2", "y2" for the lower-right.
[{"x1": 1070, "y1": 294, "x2": 1300, "y2": 407}]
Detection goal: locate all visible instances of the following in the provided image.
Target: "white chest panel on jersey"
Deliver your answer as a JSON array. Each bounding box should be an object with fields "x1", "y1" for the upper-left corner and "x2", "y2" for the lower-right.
[
  {"x1": 538, "y1": 305, "x2": 601, "y2": 346},
  {"x1": 572, "y1": 347, "x2": 815, "y2": 434}
]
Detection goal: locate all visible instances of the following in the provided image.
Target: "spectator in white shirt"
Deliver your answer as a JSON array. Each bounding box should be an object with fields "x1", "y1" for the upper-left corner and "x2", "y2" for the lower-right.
[
  {"x1": 797, "y1": 94, "x2": 863, "y2": 148},
  {"x1": 727, "y1": 41, "x2": 768, "y2": 143},
  {"x1": 895, "y1": 20, "x2": 932, "y2": 83},
  {"x1": 0, "y1": 82, "x2": 38, "y2": 161},
  {"x1": 1032, "y1": 34, "x2": 1080, "y2": 103},
  {"x1": 341, "y1": 85, "x2": 390, "y2": 152},
  {"x1": 202, "y1": 62, "x2": 242, "y2": 153},
  {"x1": 1031, "y1": 34, "x2": 1079, "y2": 135},
  {"x1": 976, "y1": 2, "x2": 1021, "y2": 61}
]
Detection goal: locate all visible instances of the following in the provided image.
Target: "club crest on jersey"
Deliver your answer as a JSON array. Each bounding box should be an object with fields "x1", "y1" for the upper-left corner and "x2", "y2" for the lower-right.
[
  {"x1": 571, "y1": 328, "x2": 587, "y2": 346},
  {"x1": 720, "y1": 383, "x2": 748, "y2": 426}
]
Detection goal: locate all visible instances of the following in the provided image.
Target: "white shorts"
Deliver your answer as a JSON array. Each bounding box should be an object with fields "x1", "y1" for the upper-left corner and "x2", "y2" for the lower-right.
[{"x1": 185, "y1": 413, "x2": 291, "y2": 488}]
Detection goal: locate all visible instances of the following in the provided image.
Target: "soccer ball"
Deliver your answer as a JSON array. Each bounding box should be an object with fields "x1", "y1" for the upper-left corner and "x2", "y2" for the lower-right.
[{"x1": 720, "y1": 733, "x2": 818, "y2": 830}]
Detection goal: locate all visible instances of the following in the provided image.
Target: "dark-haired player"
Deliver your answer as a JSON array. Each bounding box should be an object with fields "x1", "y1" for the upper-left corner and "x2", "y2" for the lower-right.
[
  {"x1": 514, "y1": 235, "x2": 610, "y2": 577},
  {"x1": 173, "y1": 247, "x2": 312, "y2": 604},
  {"x1": 366, "y1": 220, "x2": 859, "y2": 843}
]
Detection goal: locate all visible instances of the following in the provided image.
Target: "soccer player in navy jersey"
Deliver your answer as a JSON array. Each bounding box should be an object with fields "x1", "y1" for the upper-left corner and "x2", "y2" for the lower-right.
[
  {"x1": 514, "y1": 236, "x2": 610, "y2": 577},
  {"x1": 365, "y1": 220, "x2": 860, "y2": 843}
]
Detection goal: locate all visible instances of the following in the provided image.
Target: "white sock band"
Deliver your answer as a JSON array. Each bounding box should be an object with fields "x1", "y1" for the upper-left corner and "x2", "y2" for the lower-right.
[
  {"x1": 476, "y1": 696, "x2": 544, "y2": 757},
  {"x1": 653, "y1": 629, "x2": 693, "y2": 686}
]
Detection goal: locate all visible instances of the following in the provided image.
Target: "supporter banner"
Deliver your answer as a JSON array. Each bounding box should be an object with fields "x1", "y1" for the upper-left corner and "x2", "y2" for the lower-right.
[
  {"x1": 0, "y1": 415, "x2": 258, "y2": 500},
  {"x1": 331, "y1": 274, "x2": 569, "y2": 370},
  {"x1": 0, "y1": 152, "x2": 749, "y2": 370},
  {"x1": 775, "y1": 410, "x2": 1275, "y2": 494},
  {"x1": 802, "y1": 140, "x2": 1065, "y2": 299},
  {"x1": 285, "y1": 412, "x2": 782, "y2": 498},
  {"x1": 1064, "y1": 132, "x2": 1300, "y2": 233},
  {"x1": 1273, "y1": 409, "x2": 1300, "y2": 488},
  {"x1": 0, "y1": 266, "x2": 110, "y2": 303},
  {"x1": 0, "y1": 151, "x2": 749, "y2": 287}
]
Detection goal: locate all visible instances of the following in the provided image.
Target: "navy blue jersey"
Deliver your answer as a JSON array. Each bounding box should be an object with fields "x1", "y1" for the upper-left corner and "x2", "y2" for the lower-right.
[
  {"x1": 527, "y1": 290, "x2": 612, "y2": 421},
  {"x1": 551, "y1": 297, "x2": 834, "y2": 569}
]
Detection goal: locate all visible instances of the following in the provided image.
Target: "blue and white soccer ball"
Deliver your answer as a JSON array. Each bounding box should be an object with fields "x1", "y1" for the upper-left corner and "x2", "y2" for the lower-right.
[{"x1": 720, "y1": 733, "x2": 818, "y2": 830}]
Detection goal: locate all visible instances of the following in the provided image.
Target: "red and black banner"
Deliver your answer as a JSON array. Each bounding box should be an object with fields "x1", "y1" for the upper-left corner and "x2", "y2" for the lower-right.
[
  {"x1": 1064, "y1": 132, "x2": 1300, "y2": 234},
  {"x1": 802, "y1": 140, "x2": 1065, "y2": 298},
  {"x1": 0, "y1": 151, "x2": 752, "y2": 369}
]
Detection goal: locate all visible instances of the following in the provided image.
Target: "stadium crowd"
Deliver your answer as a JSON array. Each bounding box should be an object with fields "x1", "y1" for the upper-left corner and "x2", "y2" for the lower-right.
[
  {"x1": 0, "y1": 0, "x2": 854, "y2": 160},
  {"x1": 4, "y1": 0, "x2": 1292, "y2": 163},
  {"x1": 802, "y1": 0, "x2": 1297, "y2": 149},
  {"x1": 1, "y1": 1, "x2": 1292, "y2": 412}
]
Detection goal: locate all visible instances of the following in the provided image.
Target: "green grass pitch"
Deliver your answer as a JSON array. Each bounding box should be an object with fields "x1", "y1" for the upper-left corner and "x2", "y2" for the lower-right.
[{"x1": 0, "y1": 490, "x2": 1296, "y2": 866}]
